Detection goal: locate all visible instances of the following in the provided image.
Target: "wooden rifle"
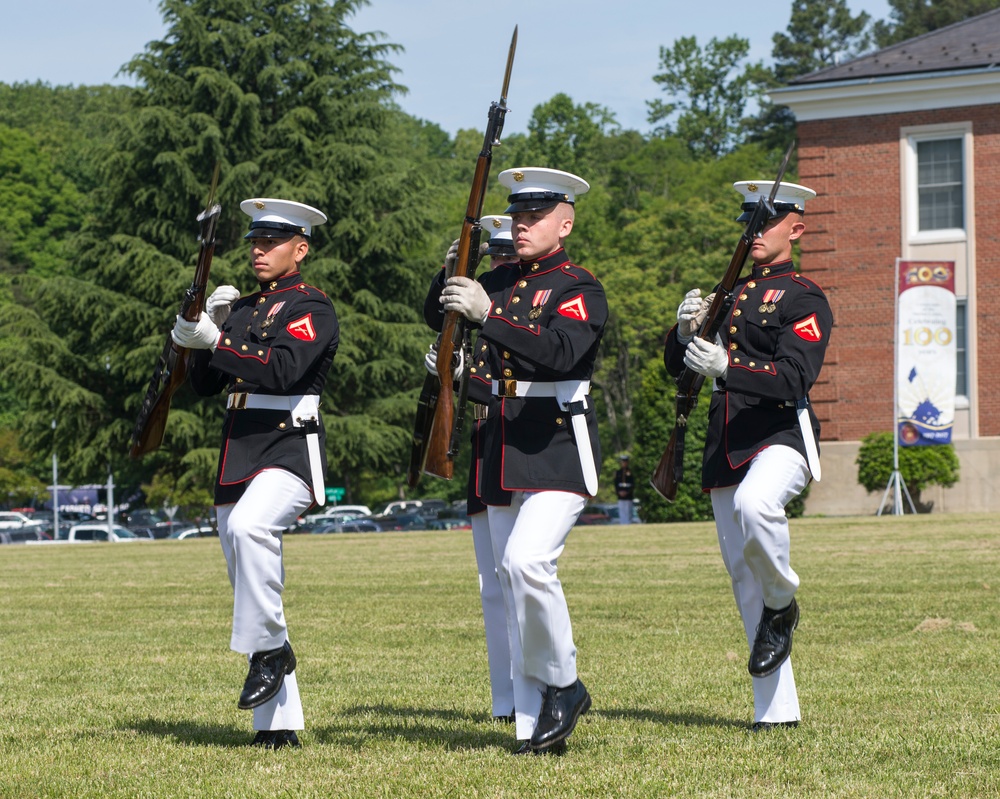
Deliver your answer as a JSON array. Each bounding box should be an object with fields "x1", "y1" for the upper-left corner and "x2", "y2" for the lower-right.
[
  {"x1": 129, "y1": 165, "x2": 222, "y2": 458},
  {"x1": 407, "y1": 27, "x2": 517, "y2": 485},
  {"x1": 650, "y1": 142, "x2": 795, "y2": 500}
]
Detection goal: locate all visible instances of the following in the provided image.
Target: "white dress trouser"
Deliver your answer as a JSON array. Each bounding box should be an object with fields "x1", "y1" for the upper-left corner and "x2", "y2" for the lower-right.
[
  {"x1": 618, "y1": 498, "x2": 634, "y2": 524},
  {"x1": 711, "y1": 444, "x2": 809, "y2": 724},
  {"x1": 488, "y1": 490, "x2": 585, "y2": 741},
  {"x1": 217, "y1": 468, "x2": 313, "y2": 732},
  {"x1": 470, "y1": 511, "x2": 515, "y2": 716}
]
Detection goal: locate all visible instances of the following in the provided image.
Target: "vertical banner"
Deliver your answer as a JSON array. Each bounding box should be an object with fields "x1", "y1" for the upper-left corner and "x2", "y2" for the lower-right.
[{"x1": 896, "y1": 261, "x2": 956, "y2": 446}]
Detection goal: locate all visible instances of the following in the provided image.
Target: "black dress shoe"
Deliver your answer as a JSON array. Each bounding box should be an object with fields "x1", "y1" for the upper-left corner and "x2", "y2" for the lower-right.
[
  {"x1": 750, "y1": 720, "x2": 799, "y2": 733},
  {"x1": 513, "y1": 739, "x2": 567, "y2": 756},
  {"x1": 528, "y1": 678, "x2": 591, "y2": 751},
  {"x1": 238, "y1": 641, "x2": 296, "y2": 710},
  {"x1": 748, "y1": 599, "x2": 799, "y2": 678},
  {"x1": 251, "y1": 729, "x2": 301, "y2": 749},
  {"x1": 493, "y1": 711, "x2": 515, "y2": 723}
]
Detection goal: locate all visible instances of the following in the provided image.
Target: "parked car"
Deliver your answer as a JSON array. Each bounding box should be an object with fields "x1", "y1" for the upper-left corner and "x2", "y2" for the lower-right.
[
  {"x1": 302, "y1": 508, "x2": 368, "y2": 526},
  {"x1": 66, "y1": 523, "x2": 140, "y2": 542},
  {"x1": 374, "y1": 499, "x2": 448, "y2": 518},
  {"x1": 595, "y1": 502, "x2": 643, "y2": 524},
  {"x1": 122, "y1": 509, "x2": 190, "y2": 539},
  {"x1": 0, "y1": 511, "x2": 46, "y2": 531},
  {"x1": 372, "y1": 512, "x2": 431, "y2": 532},
  {"x1": 167, "y1": 525, "x2": 218, "y2": 540},
  {"x1": 309, "y1": 519, "x2": 383, "y2": 534},
  {"x1": 0, "y1": 527, "x2": 52, "y2": 545},
  {"x1": 575, "y1": 505, "x2": 612, "y2": 525}
]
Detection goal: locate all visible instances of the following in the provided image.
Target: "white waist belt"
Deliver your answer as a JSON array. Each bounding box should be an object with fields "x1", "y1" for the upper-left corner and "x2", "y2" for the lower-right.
[
  {"x1": 227, "y1": 392, "x2": 319, "y2": 422},
  {"x1": 491, "y1": 379, "x2": 590, "y2": 400}
]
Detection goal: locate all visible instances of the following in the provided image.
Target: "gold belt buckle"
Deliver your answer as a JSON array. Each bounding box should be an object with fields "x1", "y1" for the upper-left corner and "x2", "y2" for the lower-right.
[
  {"x1": 498, "y1": 379, "x2": 517, "y2": 398},
  {"x1": 473, "y1": 403, "x2": 489, "y2": 420},
  {"x1": 228, "y1": 392, "x2": 248, "y2": 410}
]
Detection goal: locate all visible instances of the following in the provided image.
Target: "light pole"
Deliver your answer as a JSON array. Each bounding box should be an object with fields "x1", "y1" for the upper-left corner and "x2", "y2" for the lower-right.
[
  {"x1": 104, "y1": 354, "x2": 115, "y2": 537},
  {"x1": 51, "y1": 418, "x2": 59, "y2": 538}
]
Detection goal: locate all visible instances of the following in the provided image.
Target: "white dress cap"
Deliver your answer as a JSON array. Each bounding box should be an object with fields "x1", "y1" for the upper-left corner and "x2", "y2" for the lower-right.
[
  {"x1": 240, "y1": 198, "x2": 328, "y2": 239},
  {"x1": 733, "y1": 180, "x2": 816, "y2": 222},
  {"x1": 480, "y1": 214, "x2": 514, "y2": 256},
  {"x1": 498, "y1": 167, "x2": 590, "y2": 213}
]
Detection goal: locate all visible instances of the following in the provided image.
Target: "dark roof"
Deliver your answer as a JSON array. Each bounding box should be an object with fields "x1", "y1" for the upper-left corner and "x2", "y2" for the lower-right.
[{"x1": 792, "y1": 8, "x2": 1000, "y2": 85}]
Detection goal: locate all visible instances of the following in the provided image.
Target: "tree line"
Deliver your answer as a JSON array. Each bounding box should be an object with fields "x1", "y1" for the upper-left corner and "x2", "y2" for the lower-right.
[{"x1": 0, "y1": 0, "x2": 992, "y2": 522}]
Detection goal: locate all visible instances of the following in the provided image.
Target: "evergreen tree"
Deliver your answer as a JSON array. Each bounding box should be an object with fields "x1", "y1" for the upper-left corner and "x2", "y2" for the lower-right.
[
  {"x1": 0, "y1": 0, "x2": 437, "y2": 503},
  {"x1": 873, "y1": 0, "x2": 1000, "y2": 47}
]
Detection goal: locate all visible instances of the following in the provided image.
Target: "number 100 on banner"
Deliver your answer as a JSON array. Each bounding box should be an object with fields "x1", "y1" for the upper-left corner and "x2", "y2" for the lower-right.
[{"x1": 896, "y1": 260, "x2": 956, "y2": 446}]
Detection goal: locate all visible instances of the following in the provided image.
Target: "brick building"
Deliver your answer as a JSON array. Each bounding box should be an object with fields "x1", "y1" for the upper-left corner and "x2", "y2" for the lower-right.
[{"x1": 770, "y1": 9, "x2": 1000, "y2": 513}]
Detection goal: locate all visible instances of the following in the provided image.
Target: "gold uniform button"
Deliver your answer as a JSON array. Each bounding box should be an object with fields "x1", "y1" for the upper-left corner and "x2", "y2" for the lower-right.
[
  {"x1": 762, "y1": 268, "x2": 771, "y2": 276},
  {"x1": 762, "y1": 319, "x2": 768, "y2": 325},
  {"x1": 279, "y1": 422, "x2": 287, "y2": 429},
  {"x1": 531, "y1": 263, "x2": 539, "y2": 271},
  {"x1": 733, "y1": 358, "x2": 741, "y2": 364},
  {"x1": 748, "y1": 281, "x2": 757, "y2": 289},
  {"x1": 481, "y1": 343, "x2": 487, "y2": 351},
  {"x1": 503, "y1": 351, "x2": 510, "y2": 359},
  {"x1": 529, "y1": 324, "x2": 535, "y2": 329},
  {"x1": 730, "y1": 343, "x2": 738, "y2": 350},
  {"x1": 749, "y1": 362, "x2": 756, "y2": 367},
  {"x1": 494, "y1": 308, "x2": 503, "y2": 315},
  {"x1": 236, "y1": 377, "x2": 244, "y2": 383},
  {"x1": 564, "y1": 264, "x2": 571, "y2": 270},
  {"x1": 485, "y1": 373, "x2": 492, "y2": 379},
  {"x1": 740, "y1": 294, "x2": 748, "y2": 301},
  {"x1": 262, "y1": 332, "x2": 268, "y2": 338},
  {"x1": 224, "y1": 338, "x2": 232, "y2": 346},
  {"x1": 730, "y1": 326, "x2": 737, "y2": 334},
  {"x1": 512, "y1": 296, "x2": 520, "y2": 304},
  {"x1": 269, "y1": 281, "x2": 278, "y2": 290},
  {"x1": 257, "y1": 350, "x2": 264, "y2": 356},
  {"x1": 518, "y1": 280, "x2": 528, "y2": 288},
  {"x1": 733, "y1": 309, "x2": 742, "y2": 317},
  {"x1": 503, "y1": 368, "x2": 512, "y2": 377},
  {"x1": 478, "y1": 360, "x2": 485, "y2": 367},
  {"x1": 512, "y1": 316, "x2": 518, "y2": 321},
  {"x1": 241, "y1": 344, "x2": 248, "y2": 351},
  {"x1": 252, "y1": 310, "x2": 259, "y2": 317},
  {"x1": 556, "y1": 418, "x2": 564, "y2": 425},
  {"x1": 258, "y1": 297, "x2": 266, "y2": 305},
  {"x1": 470, "y1": 367, "x2": 477, "y2": 374},
  {"x1": 764, "y1": 365, "x2": 771, "y2": 370}
]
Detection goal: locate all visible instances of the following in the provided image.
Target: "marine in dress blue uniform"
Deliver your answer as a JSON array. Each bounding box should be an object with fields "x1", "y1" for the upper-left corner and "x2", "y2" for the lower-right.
[
  {"x1": 173, "y1": 198, "x2": 338, "y2": 749},
  {"x1": 662, "y1": 180, "x2": 832, "y2": 731},
  {"x1": 427, "y1": 169, "x2": 607, "y2": 754}
]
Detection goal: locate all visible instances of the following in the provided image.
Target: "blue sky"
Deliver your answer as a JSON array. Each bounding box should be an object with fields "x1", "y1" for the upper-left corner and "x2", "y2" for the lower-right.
[{"x1": 2, "y1": 0, "x2": 890, "y2": 136}]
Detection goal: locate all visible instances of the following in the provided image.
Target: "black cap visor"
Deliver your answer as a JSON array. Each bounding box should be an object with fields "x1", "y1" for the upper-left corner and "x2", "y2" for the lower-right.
[
  {"x1": 505, "y1": 191, "x2": 573, "y2": 214},
  {"x1": 244, "y1": 221, "x2": 309, "y2": 240}
]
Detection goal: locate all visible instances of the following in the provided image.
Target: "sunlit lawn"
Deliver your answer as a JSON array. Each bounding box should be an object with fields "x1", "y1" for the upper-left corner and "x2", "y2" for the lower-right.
[{"x1": 0, "y1": 513, "x2": 997, "y2": 798}]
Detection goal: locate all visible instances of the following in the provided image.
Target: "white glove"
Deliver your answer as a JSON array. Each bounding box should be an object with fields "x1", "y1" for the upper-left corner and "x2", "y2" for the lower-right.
[
  {"x1": 440, "y1": 276, "x2": 491, "y2": 324},
  {"x1": 206, "y1": 285, "x2": 241, "y2": 327},
  {"x1": 424, "y1": 342, "x2": 464, "y2": 380},
  {"x1": 171, "y1": 312, "x2": 221, "y2": 351},
  {"x1": 677, "y1": 288, "x2": 715, "y2": 343},
  {"x1": 683, "y1": 335, "x2": 729, "y2": 380},
  {"x1": 443, "y1": 239, "x2": 460, "y2": 273}
]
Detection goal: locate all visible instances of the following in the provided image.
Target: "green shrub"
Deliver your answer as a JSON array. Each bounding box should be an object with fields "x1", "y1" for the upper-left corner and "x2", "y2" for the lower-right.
[{"x1": 855, "y1": 431, "x2": 959, "y2": 511}]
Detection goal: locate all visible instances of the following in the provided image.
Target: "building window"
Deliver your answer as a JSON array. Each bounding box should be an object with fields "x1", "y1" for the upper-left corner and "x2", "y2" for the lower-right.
[
  {"x1": 916, "y1": 138, "x2": 964, "y2": 232},
  {"x1": 956, "y1": 299, "x2": 967, "y2": 398}
]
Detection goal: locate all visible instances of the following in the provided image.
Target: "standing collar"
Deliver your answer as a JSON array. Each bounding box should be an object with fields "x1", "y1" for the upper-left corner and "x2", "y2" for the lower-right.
[
  {"x1": 750, "y1": 260, "x2": 795, "y2": 279},
  {"x1": 518, "y1": 248, "x2": 570, "y2": 276},
  {"x1": 258, "y1": 271, "x2": 303, "y2": 292}
]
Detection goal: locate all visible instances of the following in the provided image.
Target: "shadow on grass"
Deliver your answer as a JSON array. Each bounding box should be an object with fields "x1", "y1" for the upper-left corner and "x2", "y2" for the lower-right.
[
  {"x1": 123, "y1": 704, "x2": 746, "y2": 751},
  {"x1": 125, "y1": 717, "x2": 255, "y2": 748}
]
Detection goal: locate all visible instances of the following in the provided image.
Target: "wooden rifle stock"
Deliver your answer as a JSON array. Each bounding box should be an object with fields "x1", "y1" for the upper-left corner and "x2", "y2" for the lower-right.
[
  {"x1": 414, "y1": 27, "x2": 517, "y2": 482},
  {"x1": 129, "y1": 167, "x2": 222, "y2": 458},
  {"x1": 650, "y1": 143, "x2": 795, "y2": 500}
]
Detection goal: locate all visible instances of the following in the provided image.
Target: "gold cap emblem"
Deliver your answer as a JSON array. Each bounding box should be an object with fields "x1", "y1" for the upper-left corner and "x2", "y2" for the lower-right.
[
  {"x1": 254, "y1": 201, "x2": 265, "y2": 210},
  {"x1": 513, "y1": 171, "x2": 524, "y2": 182},
  {"x1": 747, "y1": 183, "x2": 758, "y2": 193},
  {"x1": 492, "y1": 218, "x2": 502, "y2": 228}
]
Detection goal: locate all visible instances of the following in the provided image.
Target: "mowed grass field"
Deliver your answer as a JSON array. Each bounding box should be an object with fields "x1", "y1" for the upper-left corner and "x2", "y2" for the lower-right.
[{"x1": 0, "y1": 513, "x2": 998, "y2": 798}]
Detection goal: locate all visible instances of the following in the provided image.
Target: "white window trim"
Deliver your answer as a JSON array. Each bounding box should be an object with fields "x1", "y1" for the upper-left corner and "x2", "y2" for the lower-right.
[{"x1": 901, "y1": 122, "x2": 972, "y2": 245}]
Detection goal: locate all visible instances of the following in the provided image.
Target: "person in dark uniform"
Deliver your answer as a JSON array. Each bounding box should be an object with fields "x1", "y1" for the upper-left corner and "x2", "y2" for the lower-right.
[
  {"x1": 427, "y1": 168, "x2": 607, "y2": 754},
  {"x1": 423, "y1": 214, "x2": 517, "y2": 722},
  {"x1": 614, "y1": 454, "x2": 635, "y2": 524},
  {"x1": 663, "y1": 180, "x2": 831, "y2": 732},
  {"x1": 171, "y1": 197, "x2": 338, "y2": 750}
]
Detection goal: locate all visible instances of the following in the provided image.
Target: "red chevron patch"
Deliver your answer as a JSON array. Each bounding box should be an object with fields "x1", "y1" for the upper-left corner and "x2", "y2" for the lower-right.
[
  {"x1": 557, "y1": 294, "x2": 588, "y2": 321},
  {"x1": 287, "y1": 314, "x2": 316, "y2": 341}
]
